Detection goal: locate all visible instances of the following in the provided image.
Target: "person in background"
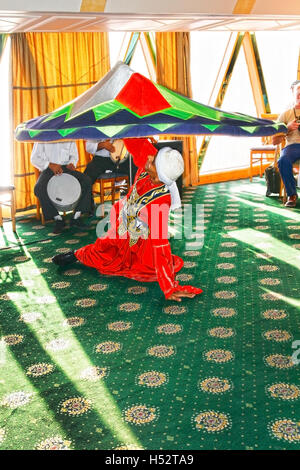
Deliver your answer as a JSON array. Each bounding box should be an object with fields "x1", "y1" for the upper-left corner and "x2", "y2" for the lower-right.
[
  {"x1": 84, "y1": 140, "x2": 116, "y2": 213},
  {"x1": 32, "y1": 141, "x2": 92, "y2": 233},
  {"x1": 274, "y1": 80, "x2": 300, "y2": 207},
  {"x1": 84, "y1": 139, "x2": 132, "y2": 213}
]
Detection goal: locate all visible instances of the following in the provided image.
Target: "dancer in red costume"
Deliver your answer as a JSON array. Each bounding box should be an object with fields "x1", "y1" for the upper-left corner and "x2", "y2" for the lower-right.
[{"x1": 53, "y1": 138, "x2": 202, "y2": 302}]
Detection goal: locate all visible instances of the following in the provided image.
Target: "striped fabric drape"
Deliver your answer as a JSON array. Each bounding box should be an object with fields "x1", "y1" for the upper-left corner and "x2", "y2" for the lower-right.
[
  {"x1": 156, "y1": 32, "x2": 198, "y2": 186},
  {"x1": 11, "y1": 32, "x2": 110, "y2": 211}
]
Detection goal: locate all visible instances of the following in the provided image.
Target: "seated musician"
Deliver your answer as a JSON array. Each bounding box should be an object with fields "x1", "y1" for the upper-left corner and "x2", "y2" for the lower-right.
[
  {"x1": 32, "y1": 141, "x2": 92, "y2": 233},
  {"x1": 52, "y1": 138, "x2": 203, "y2": 302},
  {"x1": 84, "y1": 140, "x2": 117, "y2": 185},
  {"x1": 84, "y1": 139, "x2": 132, "y2": 213}
]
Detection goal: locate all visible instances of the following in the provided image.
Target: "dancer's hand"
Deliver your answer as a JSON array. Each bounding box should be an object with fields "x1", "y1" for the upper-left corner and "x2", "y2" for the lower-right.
[{"x1": 167, "y1": 291, "x2": 196, "y2": 302}]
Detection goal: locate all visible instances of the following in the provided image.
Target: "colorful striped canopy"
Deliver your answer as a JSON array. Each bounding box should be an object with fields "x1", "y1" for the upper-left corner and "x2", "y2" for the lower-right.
[{"x1": 15, "y1": 62, "x2": 286, "y2": 142}]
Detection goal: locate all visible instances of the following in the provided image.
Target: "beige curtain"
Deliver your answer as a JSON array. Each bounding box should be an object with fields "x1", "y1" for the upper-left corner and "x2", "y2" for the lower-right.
[
  {"x1": 12, "y1": 32, "x2": 110, "y2": 211},
  {"x1": 156, "y1": 32, "x2": 198, "y2": 186}
]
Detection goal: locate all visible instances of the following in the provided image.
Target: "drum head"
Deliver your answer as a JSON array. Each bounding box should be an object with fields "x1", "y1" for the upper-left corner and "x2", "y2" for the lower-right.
[{"x1": 47, "y1": 173, "x2": 81, "y2": 212}]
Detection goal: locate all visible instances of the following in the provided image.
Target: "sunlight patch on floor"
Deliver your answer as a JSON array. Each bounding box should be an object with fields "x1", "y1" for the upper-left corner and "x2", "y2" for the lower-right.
[{"x1": 10, "y1": 250, "x2": 142, "y2": 449}]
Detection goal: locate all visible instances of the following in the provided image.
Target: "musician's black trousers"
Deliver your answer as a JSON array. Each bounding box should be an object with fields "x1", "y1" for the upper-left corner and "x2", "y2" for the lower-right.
[
  {"x1": 84, "y1": 155, "x2": 131, "y2": 212},
  {"x1": 34, "y1": 166, "x2": 92, "y2": 221}
]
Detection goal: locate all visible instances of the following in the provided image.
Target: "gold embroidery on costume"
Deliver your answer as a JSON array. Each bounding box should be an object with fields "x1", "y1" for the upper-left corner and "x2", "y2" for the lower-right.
[{"x1": 118, "y1": 175, "x2": 169, "y2": 247}]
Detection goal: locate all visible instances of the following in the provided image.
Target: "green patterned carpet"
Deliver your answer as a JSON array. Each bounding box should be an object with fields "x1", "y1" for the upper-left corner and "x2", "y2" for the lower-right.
[{"x1": 0, "y1": 177, "x2": 300, "y2": 450}]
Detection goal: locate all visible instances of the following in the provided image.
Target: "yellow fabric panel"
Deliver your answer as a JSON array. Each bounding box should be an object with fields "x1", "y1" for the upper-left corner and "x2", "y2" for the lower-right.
[
  {"x1": 156, "y1": 32, "x2": 198, "y2": 186},
  {"x1": 11, "y1": 32, "x2": 110, "y2": 211},
  {"x1": 233, "y1": 0, "x2": 256, "y2": 14}
]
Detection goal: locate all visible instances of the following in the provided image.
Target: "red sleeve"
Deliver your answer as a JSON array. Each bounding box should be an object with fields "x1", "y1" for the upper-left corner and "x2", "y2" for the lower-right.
[
  {"x1": 153, "y1": 244, "x2": 203, "y2": 299},
  {"x1": 146, "y1": 198, "x2": 202, "y2": 299},
  {"x1": 153, "y1": 243, "x2": 179, "y2": 298},
  {"x1": 140, "y1": 196, "x2": 176, "y2": 298},
  {"x1": 123, "y1": 138, "x2": 157, "y2": 169}
]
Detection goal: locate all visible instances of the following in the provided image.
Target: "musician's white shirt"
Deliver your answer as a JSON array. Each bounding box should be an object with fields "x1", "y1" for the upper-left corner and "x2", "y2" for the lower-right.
[
  {"x1": 85, "y1": 141, "x2": 111, "y2": 158},
  {"x1": 31, "y1": 142, "x2": 79, "y2": 172}
]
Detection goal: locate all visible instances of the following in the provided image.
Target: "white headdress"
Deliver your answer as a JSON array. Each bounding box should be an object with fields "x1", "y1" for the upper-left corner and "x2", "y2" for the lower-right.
[{"x1": 155, "y1": 147, "x2": 184, "y2": 210}]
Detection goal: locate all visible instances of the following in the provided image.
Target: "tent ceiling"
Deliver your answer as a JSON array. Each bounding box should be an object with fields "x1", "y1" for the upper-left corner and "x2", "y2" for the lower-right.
[{"x1": 1, "y1": 11, "x2": 300, "y2": 33}]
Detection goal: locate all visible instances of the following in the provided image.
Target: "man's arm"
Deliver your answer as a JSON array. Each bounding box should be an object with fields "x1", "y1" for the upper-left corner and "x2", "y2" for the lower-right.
[
  {"x1": 97, "y1": 141, "x2": 115, "y2": 153},
  {"x1": 31, "y1": 143, "x2": 64, "y2": 174},
  {"x1": 85, "y1": 140, "x2": 115, "y2": 155}
]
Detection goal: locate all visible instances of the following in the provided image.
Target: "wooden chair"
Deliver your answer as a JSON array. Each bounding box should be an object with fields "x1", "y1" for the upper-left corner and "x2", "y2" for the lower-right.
[
  {"x1": 93, "y1": 173, "x2": 129, "y2": 216},
  {"x1": 249, "y1": 113, "x2": 279, "y2": 181},
  {"x1": 250, "y1": 142, "x2": 278, "y2": 181},
  {"x1": 0, "y1": 185, "x2": 16, "y2": 232},
  {"x1": 36, "y1": 194, "x2": 45, "y2": 225}
]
